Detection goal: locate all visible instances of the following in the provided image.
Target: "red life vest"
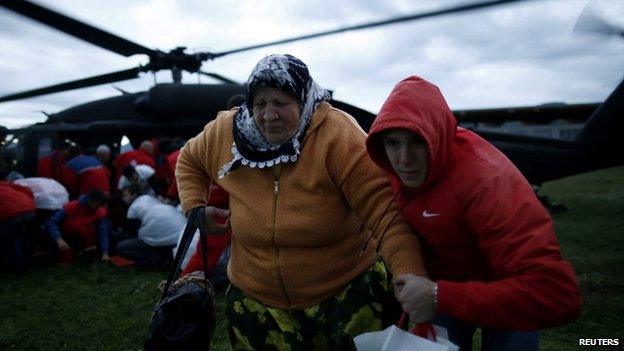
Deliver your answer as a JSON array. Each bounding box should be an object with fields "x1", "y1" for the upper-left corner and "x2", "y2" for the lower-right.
[
  {"x1": 60, "y1": 200, "x2": 107, "y2": 247},
  {"x1": 78, "y1": 167, "x2": 111, "y2": 196},
  {"x1": 182, "y1": 184, "x2": 231, "y2": 275},
  {"x1": 38, "y1": 151, "x2": 72, "y2": 189}
]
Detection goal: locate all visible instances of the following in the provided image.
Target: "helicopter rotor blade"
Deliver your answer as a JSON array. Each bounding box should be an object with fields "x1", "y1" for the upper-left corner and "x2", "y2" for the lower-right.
[
  {"x1": 0, "y1": 67, "x2": 143, "y2": 103},
  {"x1": 211, "y1": 0, "x2": 527, "y2": 58},
  {"x1": 573, "y1": 4, "x2": 624, "y2": 39},
  {"x1": 199, "y1": 71, "x2": 241, "y2": 85},
  {"x1": 0, "y1": 0, "x2": 157, "y2": 57}
]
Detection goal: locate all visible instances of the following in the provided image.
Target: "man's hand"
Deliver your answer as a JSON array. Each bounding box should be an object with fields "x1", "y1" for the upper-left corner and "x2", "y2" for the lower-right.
[
  {"x1": 393, "y1": 274, "x2": 437, "y2": 323},
  {"x1": 56, "y1": 238, "x2": 70, "y2": 251},
  {"x1": 202, "y1": 206, "x2": 231, "y2": 234}
]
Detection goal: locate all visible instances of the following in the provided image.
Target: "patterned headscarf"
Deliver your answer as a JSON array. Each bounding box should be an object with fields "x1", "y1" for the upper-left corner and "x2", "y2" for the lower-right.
[{"x1": 218, "y1": 54, "x2": 330, "y2": 178}]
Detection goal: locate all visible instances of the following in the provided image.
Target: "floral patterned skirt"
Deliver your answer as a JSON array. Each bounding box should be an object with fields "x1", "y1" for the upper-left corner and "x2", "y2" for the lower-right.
[{"x1": 226, "y1": 260, "x2": 392, "y2": 351}]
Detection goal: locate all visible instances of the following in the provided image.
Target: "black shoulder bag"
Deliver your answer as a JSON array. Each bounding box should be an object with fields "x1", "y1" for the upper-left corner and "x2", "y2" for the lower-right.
[{"x1": 144, "y1": 207, "x2": 216, "y2": 351}]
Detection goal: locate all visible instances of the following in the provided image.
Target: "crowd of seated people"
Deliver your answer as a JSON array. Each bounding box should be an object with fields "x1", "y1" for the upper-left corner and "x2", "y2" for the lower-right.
[{"x1": 0, "y1": 137, "x2": 230, "y2": 286}]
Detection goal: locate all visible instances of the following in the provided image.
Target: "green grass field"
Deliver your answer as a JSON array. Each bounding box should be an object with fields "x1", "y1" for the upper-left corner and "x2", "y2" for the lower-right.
[{"x1": 1, "y1": 166, "x2": 622, "y2": 350}]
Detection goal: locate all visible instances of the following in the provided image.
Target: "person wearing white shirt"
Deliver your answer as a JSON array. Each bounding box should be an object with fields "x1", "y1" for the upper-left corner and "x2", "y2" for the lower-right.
[{"x1": 117, "y1": 184, "x2": 184, "y2": 267}]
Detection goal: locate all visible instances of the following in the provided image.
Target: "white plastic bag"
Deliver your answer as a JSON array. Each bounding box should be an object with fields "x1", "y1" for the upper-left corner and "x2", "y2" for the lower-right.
[{"x1": 354, "y1": 324, "x2": 458, "y2": 351}]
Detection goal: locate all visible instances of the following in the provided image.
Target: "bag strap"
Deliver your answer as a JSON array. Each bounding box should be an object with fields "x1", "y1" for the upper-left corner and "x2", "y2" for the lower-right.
[
  {"x1": 199, "y1": 213, "x2": 210, "y2": 293},
  {"x1": 158, "y1": 207, "x2": 204, "y2": 301},
  {"x1": 396, "y1": 312, "x2": 437, "y2": 341},
  {"x1": 199, "y1": 181, "x2": 215, "y2": 292},
  {"x1": 159, "y1": 182, "x2": 215, "y2": 302}
]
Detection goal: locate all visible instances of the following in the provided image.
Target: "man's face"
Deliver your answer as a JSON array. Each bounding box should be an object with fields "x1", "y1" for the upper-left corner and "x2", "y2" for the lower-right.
[
  {"x1": 143, "y1": 144, "x2": 153, "y2": 155},
  {"x1": 122, "y1": 189, "x2": 135, "y2": 205},
  {"x1": 97, "y1": 151, "x2": 111, "y2": 163},
  {"x1": 383, "y1": 129, "x2": 429, "y2": 188}
]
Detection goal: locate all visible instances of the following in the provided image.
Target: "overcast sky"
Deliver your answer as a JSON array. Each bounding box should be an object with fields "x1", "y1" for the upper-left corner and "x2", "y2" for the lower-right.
[{"x1": 0, "y1": 0, "x2": 623, "y2": 129}]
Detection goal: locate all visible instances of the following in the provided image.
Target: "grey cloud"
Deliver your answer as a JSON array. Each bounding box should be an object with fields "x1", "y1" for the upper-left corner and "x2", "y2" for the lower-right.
[{"x1": 1, "y1": 0, "x2": 623, "y2": 129}]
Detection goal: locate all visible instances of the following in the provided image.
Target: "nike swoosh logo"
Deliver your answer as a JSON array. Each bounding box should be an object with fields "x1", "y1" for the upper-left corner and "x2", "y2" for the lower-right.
[{"x1": 422, "y1": 210, "x2": 440, "y2": 218}]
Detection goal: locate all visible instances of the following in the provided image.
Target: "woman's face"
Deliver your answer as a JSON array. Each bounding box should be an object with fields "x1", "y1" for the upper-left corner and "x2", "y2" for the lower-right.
[{"x1": 252, "y1": 86, "x2": 301, "y2": 145}]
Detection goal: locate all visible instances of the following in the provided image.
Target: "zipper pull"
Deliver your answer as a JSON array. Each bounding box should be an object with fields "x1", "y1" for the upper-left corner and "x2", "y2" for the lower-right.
[{"x1": 274, "y1": 180, "x2": 279, "y2": 195}]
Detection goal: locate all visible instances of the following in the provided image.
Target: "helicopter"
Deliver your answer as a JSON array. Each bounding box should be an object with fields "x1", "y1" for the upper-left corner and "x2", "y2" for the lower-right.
[{"x1": 0, "y1": 0, "x2": 622, "y2": 189}]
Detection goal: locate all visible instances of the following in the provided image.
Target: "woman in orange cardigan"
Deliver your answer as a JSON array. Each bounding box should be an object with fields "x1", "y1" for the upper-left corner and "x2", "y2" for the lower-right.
[{"x1": 176, "y1": 54, "x2": 428, "y2": 349}]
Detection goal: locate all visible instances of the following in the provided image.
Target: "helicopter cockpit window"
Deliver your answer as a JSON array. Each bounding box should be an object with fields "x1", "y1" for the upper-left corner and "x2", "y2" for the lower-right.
[
  {"x1": 2, "y1": 133, "x2": 26, "y2": 174},
  {"x1": 38, "y1": 137, "x2": 53, "y2": 160},
  {"x1": 120, "y1": 135, "x2": 133, "y2": 153}
]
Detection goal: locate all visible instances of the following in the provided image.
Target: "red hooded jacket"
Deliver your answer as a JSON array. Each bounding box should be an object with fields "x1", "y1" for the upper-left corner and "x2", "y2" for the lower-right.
[{"x1": 366, "y1": 76, "x2": 581, "y2": 331}]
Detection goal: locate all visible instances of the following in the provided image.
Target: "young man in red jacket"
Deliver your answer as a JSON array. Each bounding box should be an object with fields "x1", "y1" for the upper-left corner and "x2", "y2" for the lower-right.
[{"x1": 366, "y1": 76, "x2": 581, "y2": 350}]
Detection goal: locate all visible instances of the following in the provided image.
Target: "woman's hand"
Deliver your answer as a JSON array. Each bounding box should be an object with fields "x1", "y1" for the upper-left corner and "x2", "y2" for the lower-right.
[
  {"x1": 201, "y1": 206, "x2": 231, "y2": 234},
  {"x1": 163, "y1": 271, "x2": 213, "y2": 292},
  {"x1": 393, "y1": 274, "x2": 437, "y2": 323}
]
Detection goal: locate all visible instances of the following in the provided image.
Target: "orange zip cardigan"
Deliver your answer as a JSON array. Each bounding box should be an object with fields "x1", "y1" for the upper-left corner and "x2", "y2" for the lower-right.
[{"x1": 176, "y1": 102, "x2": 425, "y2": 309}]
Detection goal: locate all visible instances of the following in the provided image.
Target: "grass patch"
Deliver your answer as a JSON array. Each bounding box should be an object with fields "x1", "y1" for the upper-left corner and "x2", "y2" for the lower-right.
[
  {"x1": 1, "y1": 166, "x2": 623, "y2": 350},
  {"x1": 538, "y1": 166, "x2": 624, "y2": 350}
]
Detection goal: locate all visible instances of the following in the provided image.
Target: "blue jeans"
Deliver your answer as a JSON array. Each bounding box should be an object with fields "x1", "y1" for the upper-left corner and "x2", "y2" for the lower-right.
[{"x1": 433, "y1": 314, "x2": 539, "y2": 351}]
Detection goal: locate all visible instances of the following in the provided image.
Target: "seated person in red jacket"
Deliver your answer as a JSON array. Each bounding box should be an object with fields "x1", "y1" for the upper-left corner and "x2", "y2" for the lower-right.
[
  {"x1": 37, "y1": 142, "x2": 78, "y2": 189},
  {"x1": 44, "y1": 189, "x2": 110, "y2": 262},
  {"x1": 117, "y1": 164, "x2": 155, "y2": 195},
  {"x1": 95, "y1": 144, "x2": 112, "y2": 164},
  {"x1": 153, "y1": 137, "x2": 185, "y2": 199},
  {"x1": 95, "y1": 144, "x2": 115, "y2": 189},
  {"x1": 66, "y1": 154, "x2": 111, "y2": 198},
  {"x1": 0, "y1": 181, "x2": 36, "y2": 272},
  {"x1": 366, "y1": 76, "x2": 581, "y2": 351},
  {"x1": 113, "y1": 140, "x2": 156, "y2": 184}
]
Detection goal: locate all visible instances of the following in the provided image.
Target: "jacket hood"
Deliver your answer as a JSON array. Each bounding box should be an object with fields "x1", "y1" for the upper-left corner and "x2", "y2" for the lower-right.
[{"x1": 366, "y1": 76, "x2": 456, "y2": 192}]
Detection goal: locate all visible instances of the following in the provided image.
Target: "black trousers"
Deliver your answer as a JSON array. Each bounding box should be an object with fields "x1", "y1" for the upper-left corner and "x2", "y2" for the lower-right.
[
  {"x1": 0, "y1": 213, "x2": 36, "y2": 272},
  {"x1": 116, "y1": 238, "x2": 172, "y2": 268}
]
